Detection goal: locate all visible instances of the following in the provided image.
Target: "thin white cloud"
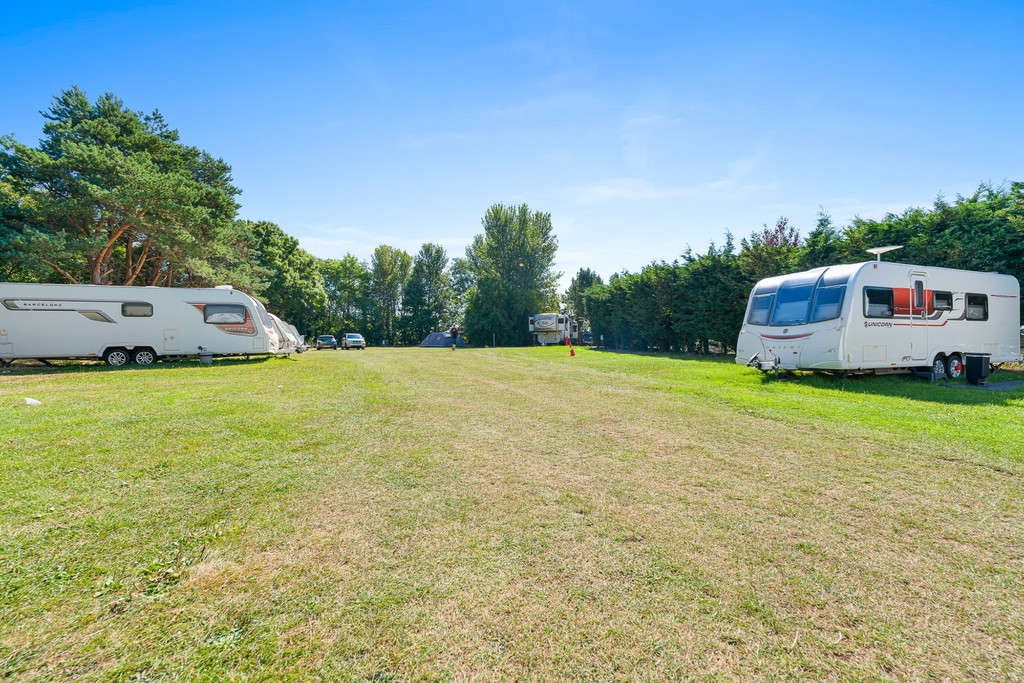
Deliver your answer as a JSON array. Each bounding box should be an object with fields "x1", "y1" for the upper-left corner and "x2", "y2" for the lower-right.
[
  {"x1": 571, "y1": 143, "x2": 777, "y2": 205},
  {"x1": 569, "y1": 175, "x2": 778, "y2": 205},
  {"x1": 397, "y1": 130, "x2": 475, "y2": 149},
  {"x1": 621, "y1": 113, "x2": 682, "y2": 171},
  {"x1": 489, "y1": 92, "x2": 588, "y2": 118},
  {"x1": 297, "y1": 225, "x2": 470, "y2": 263}
]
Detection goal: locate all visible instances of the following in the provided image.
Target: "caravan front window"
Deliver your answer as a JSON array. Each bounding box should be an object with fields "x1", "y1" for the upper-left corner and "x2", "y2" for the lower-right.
[
  {"x1": 747, "y1": 295, "x2": 774, "y2": 325},
  {"x1": 810, "y1": 286, "x2": 845, "y2": 322},
  {"x1": 769, "y1": 275, "x2": 817, "y2": 326}
]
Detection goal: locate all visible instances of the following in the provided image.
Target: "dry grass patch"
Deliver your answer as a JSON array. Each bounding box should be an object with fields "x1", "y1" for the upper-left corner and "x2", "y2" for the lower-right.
[{"x1": 1, "y1": 348, "x2": 1022, "y2": 680}]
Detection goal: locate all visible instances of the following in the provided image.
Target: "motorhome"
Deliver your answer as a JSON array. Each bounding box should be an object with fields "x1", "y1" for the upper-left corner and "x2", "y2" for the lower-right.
[
  {"x1": 0, "y1": 282, "x2": 298, "y2": 366},
  {"x1": 735, "y1": 261, "x2": 1022, "y2": 376},
  {"x1": 529, "y1": 312, "x2": 579, "y2": 346}
]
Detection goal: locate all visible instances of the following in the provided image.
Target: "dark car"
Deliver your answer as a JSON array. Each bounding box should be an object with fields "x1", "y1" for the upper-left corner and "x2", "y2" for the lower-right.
[
  {"x1": 316, "y1": 335, "x2": 338, "y2": 350},
  {"x1": 342, "y1": 333, "x2": 366, "y2": 350}
]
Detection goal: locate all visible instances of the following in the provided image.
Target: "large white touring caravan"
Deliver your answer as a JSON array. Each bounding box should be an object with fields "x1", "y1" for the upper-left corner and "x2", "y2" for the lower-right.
[
  {"x1": 0, "y1": 282, "x2": 298, "y2": 366},
  {"x1": 735, "y1": 261, "x2": 1022, "y2": 376},
  {"x1": 529, "y1": 312, "x2": 579, "y2": 345}
]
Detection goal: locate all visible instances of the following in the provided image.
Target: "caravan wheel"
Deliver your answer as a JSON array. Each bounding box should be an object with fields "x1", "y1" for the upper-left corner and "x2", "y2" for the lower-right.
[
  {"x1": 945, "y1": 354, "x2": 964, "y2": 379},
  {"x1": 930, "y1": 355, "x2": 947, "y2": 378},
  {"x1": 104, "y1": 348, "x2": 130, "y2": 367},
  {"x1": 132, "y1": 348, "x2": 157, "y2": 366}
]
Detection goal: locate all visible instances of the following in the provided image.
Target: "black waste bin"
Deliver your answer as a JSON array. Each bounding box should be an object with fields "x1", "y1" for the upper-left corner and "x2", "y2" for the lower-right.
[{"x1": 965, "y1": 352, "x2": 991, "y2": 385}]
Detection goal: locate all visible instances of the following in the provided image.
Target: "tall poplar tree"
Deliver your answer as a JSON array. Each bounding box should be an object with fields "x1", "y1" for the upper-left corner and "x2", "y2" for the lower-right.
[
  {"x1": 463, "y1": 203, "x2": 560, "y2": 346},
  {"x1": 401, "y1": 243, "x2": 453, "y2": 343},
  {"x1": 368, "y1": 245, "x2": 412, "y2": 344}
]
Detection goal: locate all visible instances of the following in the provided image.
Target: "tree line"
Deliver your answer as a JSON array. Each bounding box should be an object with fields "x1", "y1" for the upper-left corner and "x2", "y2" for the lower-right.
[
  {"x1": 1, "y1": 87, "x2": 560, "y2": 345},
  {"x1": 4, "y1": 88, "x2": 1021, "y2": 350},
  {"x1": 581, "y1": 184, "x2": 1024, "y2": 353}
]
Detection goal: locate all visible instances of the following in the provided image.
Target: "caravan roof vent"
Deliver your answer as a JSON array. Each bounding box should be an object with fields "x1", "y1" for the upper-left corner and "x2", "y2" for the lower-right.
[{"x1": 214, "y1": 285, "x2": 234, "y2": 290}]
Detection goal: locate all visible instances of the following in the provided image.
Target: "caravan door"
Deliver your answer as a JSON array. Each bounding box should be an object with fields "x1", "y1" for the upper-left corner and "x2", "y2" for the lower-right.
[
  {"x1": 908, "y1": 271, "x2": 928, "y2": 362},
  {"x1": 164, "y1": 329, "x2": 180, "y2": 353}
]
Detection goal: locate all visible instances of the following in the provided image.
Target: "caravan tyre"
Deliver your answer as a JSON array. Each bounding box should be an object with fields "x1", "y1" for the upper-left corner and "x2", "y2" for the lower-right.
[
  {"x1": 133, "y1": 348, "x2": 157, "y2": 366},
  {"x1": 104, "y1": 348, "x2": 130, "y2": 367},
  {"x1": 945, "y1": 354, "x2": 964, "y2": 379},
  {"x1": 930, "y1": 355, "x2": 947, "y2": 379}
]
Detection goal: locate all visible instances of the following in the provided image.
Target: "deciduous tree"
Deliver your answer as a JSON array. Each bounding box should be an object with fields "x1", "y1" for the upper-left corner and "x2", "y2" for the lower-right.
[
  {"x1": 367, "y1": 245, "x2": 412, "y2": 344},
  {"x1": 464, "y1": 203, "x2": 560, "y2": 346},
  {"x1": 563, "y1": 267, "x2": 603, "y2": 320},
  {"x1": 320, "y1": 255, "x2": 370, "y2": 335},
  {"x1": 401, "y1": 243, "x2": 453, "y2": 343}
]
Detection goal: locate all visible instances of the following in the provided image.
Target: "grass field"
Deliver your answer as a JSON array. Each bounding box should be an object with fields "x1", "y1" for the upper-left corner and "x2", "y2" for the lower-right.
[{"x1": 2, "y1": 348, "x2": 1023, "y2": 681}]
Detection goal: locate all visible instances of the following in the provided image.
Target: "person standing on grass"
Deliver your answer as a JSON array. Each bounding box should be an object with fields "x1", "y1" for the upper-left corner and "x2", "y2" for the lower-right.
[{"x1": 449, "y1": 324, "x2": 459, "y2": 350}]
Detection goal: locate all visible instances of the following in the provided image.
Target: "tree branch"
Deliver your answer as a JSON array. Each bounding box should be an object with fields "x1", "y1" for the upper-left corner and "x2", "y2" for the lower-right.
[
  {"x1": 91, "y1": 221, "x2": 135, "y2": 284},
  {"x1": 123, "y1": 239, "x2": 151, "y2": 286},
  {"x1": 41, "y1": 259, "x2": 80, "y2": 284}
]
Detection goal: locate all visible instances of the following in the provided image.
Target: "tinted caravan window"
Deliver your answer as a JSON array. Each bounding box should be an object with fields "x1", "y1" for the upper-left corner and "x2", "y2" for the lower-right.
[
  {"x1": 747, "y1": 294, "x2": 774, "y2": 325},
  {"x1": 810, "y1": 286, "x2": 846, "y2": 323},
  {"x1": 204, "y1": 304, "x2": 247, "y2": 324},
  {"x1": 864, "y1": 288, "x2": 894, "y2": 318},
  {"x1": 121, "y1": 302, "x2": 153, "y2": 317},
  {"x1": 914, "y1": 280, "x2": 925, "y2": 309},
  {"x1": 769, "y1": 275, "x2": 818, "y2": 326},
  {"x1": 933, "y1": 291, "x2": 952, "y2": 311},
  {"x1": 966, "y1": 293, "x2": 988, "y2": 320}
]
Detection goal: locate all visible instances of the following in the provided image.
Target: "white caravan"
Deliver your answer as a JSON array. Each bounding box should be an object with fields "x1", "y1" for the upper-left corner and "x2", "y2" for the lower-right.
[
  {"x1": 529, "y1": 312, "x2": 579, "y2": 345},
  {"x1": 735, "y1": 261, "x2": 1022, "y2": 376},
  {"x1": 268, "y1": 313, "x2": 305, "y2": 354},
  {"x1": 0, "y1": 282, "x2": 297, "y2": 366}
]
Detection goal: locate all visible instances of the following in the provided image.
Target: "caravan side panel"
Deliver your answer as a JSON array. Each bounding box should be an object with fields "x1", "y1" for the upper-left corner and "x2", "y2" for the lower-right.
[
  {"x1": 0, "y1": 283, "x2": 291, "y2": 363},
  {"x1": 737, "y1": 262, "x2": 1022, "y2": 372}
]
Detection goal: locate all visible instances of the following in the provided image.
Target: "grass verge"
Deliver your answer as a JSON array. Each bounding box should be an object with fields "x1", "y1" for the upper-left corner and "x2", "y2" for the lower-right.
[{"x1": 1, "y1": 348, "x2": 1022, "y2": 680}]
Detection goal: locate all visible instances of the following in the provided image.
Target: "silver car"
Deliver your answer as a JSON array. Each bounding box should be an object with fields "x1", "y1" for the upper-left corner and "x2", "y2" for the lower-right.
[{"x1": 342, "y1": 333, "x2": 366, "y2": 350}]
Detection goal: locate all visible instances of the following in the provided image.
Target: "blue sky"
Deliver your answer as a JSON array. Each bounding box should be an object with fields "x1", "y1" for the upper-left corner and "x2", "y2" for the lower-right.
[{"x1": 3, "y1": 1, "x2": 1022, "y2": 289}]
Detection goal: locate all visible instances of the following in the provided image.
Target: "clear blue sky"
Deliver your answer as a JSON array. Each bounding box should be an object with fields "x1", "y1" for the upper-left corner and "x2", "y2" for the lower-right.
[{"x1": 3, "y1": 1, "x2": 1022, "y2": 289}]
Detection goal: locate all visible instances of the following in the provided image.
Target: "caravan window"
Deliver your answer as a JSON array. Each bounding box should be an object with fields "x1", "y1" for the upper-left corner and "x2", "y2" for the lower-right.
[
  {"x1": 204, "y1": 304, "x2": 247, "y2": 324},
  {"x1": 121, "y1": 302, "x2": 153, "y2": 317},
  {"x1": 747, "y1": 294, "x2": 774, "y2": 325},
  {"x1": 966, "y1": 293, "x2": 988, "y2": 320},
  {"x1": 913, "y1": 280, "x2": 925, "y2": 309},
  {"x1": 933, "y1": 291, "x2": 953, "y2": 311},
  {"x1": 253, "y1": 301, "x2": 274, "y2": 327},
  {"x1": 864, "y1": 288, "x2": 894, "y2": 318},
  {"x1": 769, "y1": 275, "x2": 817, "y2": 326},
  {"x1": 810, "y1": 286, "x2": 846, "y2": 323}
]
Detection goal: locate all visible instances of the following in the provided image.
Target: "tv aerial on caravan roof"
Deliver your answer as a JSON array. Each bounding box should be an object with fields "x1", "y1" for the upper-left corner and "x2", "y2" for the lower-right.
[{"x1": 866, "y1": 245, "x2": 903, "y2": 262}]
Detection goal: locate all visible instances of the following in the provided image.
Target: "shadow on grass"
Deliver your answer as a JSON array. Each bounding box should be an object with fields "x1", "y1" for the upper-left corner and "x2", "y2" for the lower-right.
[
  {"x1": 0, "y1": 354, "x2": 293, "y2": 376},
  {"x1": 587, "y1": 347, "x2": 1024, "y2": 407},
  {"x1": 586, "y1": 347, "x2": 736, "y2": 364},
  {"x1": 787, "y1": 369, "x2": 1024, "y2": 407}
]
